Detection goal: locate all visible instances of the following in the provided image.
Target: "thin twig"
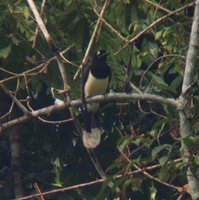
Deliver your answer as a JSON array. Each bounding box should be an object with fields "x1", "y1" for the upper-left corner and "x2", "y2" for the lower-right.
[
  {"x1": 114, "y1": 2, "x2": 196, "y2": 55},
  {"x1": 37, "y1": 117, "x2": 73, "y2": 124},
  {"x1": 139, "y1": 54, "x2": 186, "y2": 89},
  {"x1": 129, "y1": 82, "x2": 143, "y2": 94},
  {"x1": 27, "y1": 0, "x2": 56, "y2": 50},
  {"x1": 27, "y1": 0, "x2": 82, "y2": 134},
  {"x1": 0, "y1": 45, "x2": 75, "y2": 84},
  {"x1": 0, "y1": 100, "x2": 15, "y2": 121},
  {"x1": 27, "y1": 101, "x2": 73, "y2": 124},
  {"x1": 0, "y1": 84, "x2": 30, "y2": 115},
  {"x1": 73, "y1": 0, "x2": 111, "y2": 80},
  {"x1": 93, "y1": 8, "x2": 129, "y2": 43},
  {"x1": 15, "y1": 157, "x2": 183, "y2": 200},
  {"x1": 33, "y1": 183, "x2": 45, "y2": 200},
  {"x1": 27, "y1": 3, "x2": 117, "y2": 197},
  {"x1": 0, "y1": 68, "x2": 17, "y2": 76},
  {"x1": 32, "y1": 0, "x2": 47, "y2": 48},
  {"x1": 120, "y1": 151, "x2": 184, "y2": 193},
  {"x1": 144, "y1": 0, "x2": 172, "y2": 14}
]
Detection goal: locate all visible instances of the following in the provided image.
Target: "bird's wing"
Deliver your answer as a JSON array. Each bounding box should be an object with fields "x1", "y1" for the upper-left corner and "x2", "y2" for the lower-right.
[
  {"x1": 106, "y1": 67, "x2": 112, "y2": 93},
  {"x1": 108, "y1": 68, "x2": 112, "y2": 83},
  {"x1": 82, "y1": 65, "x2": 90, "y2": 87}
]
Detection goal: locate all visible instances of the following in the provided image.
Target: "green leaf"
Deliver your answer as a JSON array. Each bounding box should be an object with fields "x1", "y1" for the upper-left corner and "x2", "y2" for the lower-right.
[
  {"x1": 0, "y1": 46, "x2": 11, "y2": 59},
  {"x1": 159, "y1": 167, "x2": 170, "y2": 182},
  {"x1": 52, "y1": 158, "x2": 63, "y2": 187},
  {"x1": 105, "y1": 162, "x2": 124, "y2": 173},
  {"x1": 131, "y1": 54, "x2": 142, "y2": 68},
  {"x1": 131, "y1": 177, "x2": 143, "y2": 191},
  {"x1": 122, "y1": 179, "x2": 133, "y2": 196},
  {"x1": 117, "y1": 136, "x2": 131, "y2": 152},
  {"x1": 52, "y1": 182, "x2": 62, "y2": 187},
  {"x1": 155, "y1": 30, "x2": 163, "y2": 40},
  {"x1": 159, "y1": 155, "x2": 169, "y2": 166},
  {"x1": 23, "y1": 6, "x2": 30, "y2": 19},
  {"x1": 150, "y1": 73, "x2": 168, "y2": 86},
  {"x1": 183, "y1": 136, "x2": 199, "y2": 151},
  {"x1": 194, "y1": 154, "x2": 199, "y2": 166},
  {"x1": 152, "y1": 144, "x2": 171, "y2": 159},
  {"x1": 133, "y1": 138, "x2": 142, "y2": 146},
  {"x1": 98, "y1": 176, "x2": 114, "y2": 198},
  {"x1": 150, "y1": 185, "x2": 157, "y2": 200}
]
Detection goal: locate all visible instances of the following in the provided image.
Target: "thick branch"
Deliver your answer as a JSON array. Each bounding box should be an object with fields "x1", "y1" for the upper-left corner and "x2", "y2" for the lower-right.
[
  {"x1": 181, "y1": 4, "x2": 199, "y2": 95},
  {"x1": 179, "y1": 0, "x2": 199, "y2": 199},
  {"x1": 27, "y1": 0, "x2": 81, "y2": 134},
  {"x1": 0, "y1": 92, "x2": 177, "y2": 134}
]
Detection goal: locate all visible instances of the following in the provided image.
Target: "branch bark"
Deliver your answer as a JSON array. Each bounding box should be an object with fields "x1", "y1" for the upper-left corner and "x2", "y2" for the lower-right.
[
  {"x1": 9, "y1": 126, "x2": 24, "y2": 198},
  {"x1": 15, "y1": 158, "x2": 182, "y2": 200},
  {"x1": 27, "y1": 0, "x2": 82, "y2": 134},
  {"x1": 178, "y1": 0, "x2": 199, "y2": 199},
  {"x1": 0, "y1": 92, "x2": 177, "y2": 134}
]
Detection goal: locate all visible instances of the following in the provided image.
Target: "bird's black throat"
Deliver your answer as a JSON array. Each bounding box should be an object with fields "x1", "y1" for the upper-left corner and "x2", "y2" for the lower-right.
[{"x1": 90, "y1": 60, "x2": 111, "y2": 79}]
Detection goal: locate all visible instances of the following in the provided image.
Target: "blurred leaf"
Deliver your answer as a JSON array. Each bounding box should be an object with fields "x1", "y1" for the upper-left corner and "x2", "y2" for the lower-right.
[
  {"x1": 150, "y1": 185, "x2": 157, "y2": 200},
  {"x1": 159, "y1": 155, "x2": 169, "y2": 166},
  {"x1": 194, "y1": 154, "x2": 199, "y2": 166},
  {"x1": 131, "y1": 177, "x2": 143, "y2": 191},
  {"x1": 150, "y1": 73, "x2": 168, "y2": 86},
  {"x1": 159, "y1": 166, "x2": 170, "y2": 182},
  {"x1": 117, "y1": 136, "x2": 131, "y2": 152},
  {"x1": 0, "y1": 45, "x2": 11, "y2": 59},
  {"x1": 183, "y1": 136, "x2": 199, "y2": 152},
  {"x1": 152, "y1": 144, "x2": 172, "y2": 159},
  {"x1": 52, "y1": 158, "x2": 63, "y2": 187}
]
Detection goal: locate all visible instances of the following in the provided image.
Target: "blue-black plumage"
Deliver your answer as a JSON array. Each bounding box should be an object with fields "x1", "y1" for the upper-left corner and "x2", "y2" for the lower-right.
[{"x1": 82, "y1": 50, "x2": 111, "y2": 149}]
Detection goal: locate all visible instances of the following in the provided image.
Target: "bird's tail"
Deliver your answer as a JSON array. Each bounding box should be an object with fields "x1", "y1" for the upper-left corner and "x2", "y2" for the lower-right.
[{"x1": 82, "y1": 112, "x2": 102, "y2": 149}]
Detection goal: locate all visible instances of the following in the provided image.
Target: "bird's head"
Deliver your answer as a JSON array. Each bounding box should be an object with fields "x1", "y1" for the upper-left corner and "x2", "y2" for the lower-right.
[
  {"x1": 90, "y1": 49, "x2": 111, "y2": 78},
  {"x1": 94, "y1": 50, "x2": 109, "y2": 62}
]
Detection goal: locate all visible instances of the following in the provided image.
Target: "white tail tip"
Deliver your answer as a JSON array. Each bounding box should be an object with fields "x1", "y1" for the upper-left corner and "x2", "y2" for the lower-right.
[{"x1": 82, "y1": 128, "x2": 101, "y2": 149}]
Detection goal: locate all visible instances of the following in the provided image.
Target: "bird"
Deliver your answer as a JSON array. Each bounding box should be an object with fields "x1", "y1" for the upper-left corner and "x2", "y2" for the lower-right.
[{"x1": 82, "y1": 50, "x2": 111, "y2": 149}]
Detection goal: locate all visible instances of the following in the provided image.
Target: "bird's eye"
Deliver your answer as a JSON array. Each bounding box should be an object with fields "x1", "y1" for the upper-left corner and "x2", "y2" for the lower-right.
[{"x1": 97, "y1": 51, "x2": 101, "y2": 56}]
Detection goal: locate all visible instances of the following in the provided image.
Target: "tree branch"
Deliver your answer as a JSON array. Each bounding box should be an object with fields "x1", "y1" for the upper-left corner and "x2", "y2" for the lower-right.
[
  {"x1": 114, "y1": 2, "x2": 196, "y2": 56},
  {"x1": 0, "y1": 45, "x2": 75, "y2": 85},
  {"x1": 73, "y1": 0, "x2": 111, "y2": 80},
  {"x1": 0, "y1": 92, "x2": 177, "y2": 134},
  {"x1": 16, "y1": 158, "x2": 182, "y2": 200},
  {"x1": 93, "y1": 8, "x2": 129, "y2": 43},
  {"x1": 144, "y1": 0, "x2": 172, "y2": 14},
  {"x1": 27, "y1": 0, "x2": 82, "y2": 134},
  {"x1": 178, "y1": 0, "x2": 199, "y2": 199},
  {"x1": 32, "y1": 0, "x2": 47, "y2": 49},
  {"x1": 0, "y1": 84, "x2": 30, "y2": 115}
]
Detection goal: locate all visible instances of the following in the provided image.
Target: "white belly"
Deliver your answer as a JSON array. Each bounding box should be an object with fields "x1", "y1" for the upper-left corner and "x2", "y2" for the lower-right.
[
  {"x1": 85, "y1": 72, "x2": 109, "y2": 112},
  {"x1": 85, "y1": 72, "x2": 109, "y2": 97}
]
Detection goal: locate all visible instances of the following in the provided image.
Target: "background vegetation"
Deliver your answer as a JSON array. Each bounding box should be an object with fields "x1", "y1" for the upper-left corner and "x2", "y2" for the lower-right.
[{"x1": 0, "y1": 0, "x2": 198, "y2": 199}]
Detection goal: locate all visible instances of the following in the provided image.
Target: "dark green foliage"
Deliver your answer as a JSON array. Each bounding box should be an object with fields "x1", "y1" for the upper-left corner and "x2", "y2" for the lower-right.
[{"x1": 0, "y1": 0, "x2": 198, "y2": 199}]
